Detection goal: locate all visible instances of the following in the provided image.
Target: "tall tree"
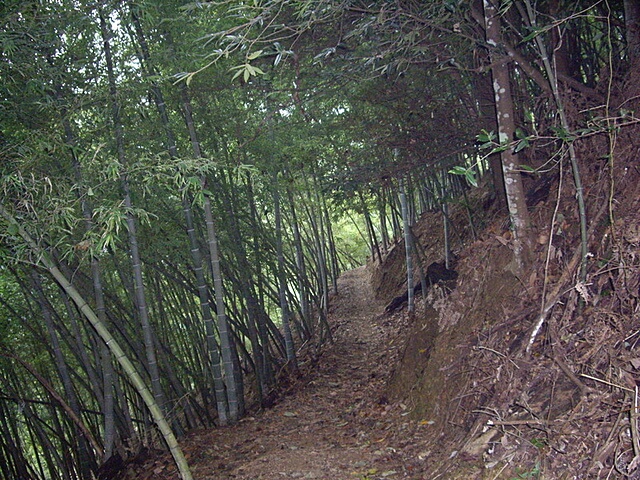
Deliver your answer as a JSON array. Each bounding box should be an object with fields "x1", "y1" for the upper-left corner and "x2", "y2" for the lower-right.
[
  {"x1": 128, "y1": 7, "x2": 238, "y2": 424},
  {"x1": 272, "y1": 172, "x2": 298, "y2": 370},
  {"x1": 399, "y1": 175, "x2": 414, "y2": 313},
  {"x1": 482, "y1": 0, "x2": 532, "y2": 268}
]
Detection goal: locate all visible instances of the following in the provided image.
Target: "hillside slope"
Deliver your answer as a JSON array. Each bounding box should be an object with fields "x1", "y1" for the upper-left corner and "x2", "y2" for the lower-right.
[{"x1": 373, "y1": 132, "x2": 640, "y2": 478}]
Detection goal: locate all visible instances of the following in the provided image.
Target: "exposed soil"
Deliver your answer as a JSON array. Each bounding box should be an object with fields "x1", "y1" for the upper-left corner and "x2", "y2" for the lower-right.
[{"x1": 369, "y1": 122, "x2": 640, "y2": 479}]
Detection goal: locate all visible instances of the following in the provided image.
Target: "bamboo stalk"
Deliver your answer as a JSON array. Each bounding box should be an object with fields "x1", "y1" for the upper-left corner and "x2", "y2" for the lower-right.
[{"x1": 0, "y1": 205, "x2": 193, "y2": 480}]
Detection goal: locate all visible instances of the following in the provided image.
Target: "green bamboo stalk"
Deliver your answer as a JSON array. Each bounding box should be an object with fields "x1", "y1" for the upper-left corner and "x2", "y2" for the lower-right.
[
  {"x1": 272, "y1": 172, "x2": 298, "y2": 370},
  {"x1": 399, "y1": 174, "x2": 414, "y2": 313},
  {"x1": 0, "y1": 205, "x2": 193, "y2": 480},
  {"x1": 522, "y1": 0, "x2": 588, "y2": 282}
]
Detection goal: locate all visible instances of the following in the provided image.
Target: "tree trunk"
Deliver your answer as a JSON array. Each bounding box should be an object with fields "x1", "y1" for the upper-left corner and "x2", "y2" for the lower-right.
[
  {"x1": 286, "y1": 185, "x2": 311, "y2": 338},
  {"x1": 399, "y1": 176, "x2": 414, "y2": 313},
  {"x1": 66, "y1": 117, "x2": 117, "y2": 460},
  {"x1": 178, "y1": 85, "x2": 242, "y2": 422},
  {"x1": 31, "y1": 271, "x2": 97, "y2": 477},
  {"x1": 474, "y1": 67, "x2": 507, "y2": 209},
  {"x1": 376, "y1": 188, "x2": 390, "y2": 252},
  {"x1": 272, "y1": 173, "x2": 298, "y2": 370},
  {"x1": 441, "y1": 170, "x2": 451, "y2": 269},
  {"x1": 219, "y1": 174, "x2": 274, "y2": 399},
  {"x1": 358, "y1": 191, "x2": 382, "y2": 263},
  {"x1": 320, "y1": 192, "x2": 340, "y2": 295},
  {"x1": 302, "y1": 184, "x2": 332, "y2": 342},
  {"x1": 0, "y1": 204, "x2": 193, "y2": 480},
  {"x1": 0, "y1": 398, "x2": 33, "y2": 479},
  {"x1": 522, "y1": 0, "x2": 588, "y2": 281},
  {"x1": 483, "y1": 0, "x2": 532, "y2": 269}
]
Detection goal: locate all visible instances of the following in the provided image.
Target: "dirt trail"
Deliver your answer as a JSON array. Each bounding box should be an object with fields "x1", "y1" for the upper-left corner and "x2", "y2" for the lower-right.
[{"x1": 177, "y1": 265, "x2": 418, "y2": 480}]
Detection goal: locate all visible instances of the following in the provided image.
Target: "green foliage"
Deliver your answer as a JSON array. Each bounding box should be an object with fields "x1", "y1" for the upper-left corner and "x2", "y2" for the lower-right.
[
  {"x1": 510, "y1": 462, "x2": 541, "y2": 479},
  {"x1": 449, "y1": 165, "x2": 478, "y2": 188},
  {"x1": 0, "y1": 0, "x2": 631, "y2": 477}
]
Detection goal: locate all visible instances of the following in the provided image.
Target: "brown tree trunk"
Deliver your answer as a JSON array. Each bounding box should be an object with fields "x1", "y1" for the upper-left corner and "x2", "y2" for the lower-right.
[{"x1": 473, "y1": 54, "x2": 507, "y2": 210}]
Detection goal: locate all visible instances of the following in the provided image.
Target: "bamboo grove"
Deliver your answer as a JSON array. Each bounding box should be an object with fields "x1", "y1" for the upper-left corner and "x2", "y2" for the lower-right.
[{"x1": 1, "y1": 0, "x2": 637, "y2": 478}]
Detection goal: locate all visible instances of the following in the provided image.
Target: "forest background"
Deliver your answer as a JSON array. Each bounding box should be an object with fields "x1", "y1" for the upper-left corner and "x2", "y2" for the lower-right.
[{"x1": 1, "y1": 0, "x2": 639, "y2": 479}]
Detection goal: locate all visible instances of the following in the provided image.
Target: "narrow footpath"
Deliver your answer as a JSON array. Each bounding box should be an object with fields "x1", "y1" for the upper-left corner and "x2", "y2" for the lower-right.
[{"x1": 129, "y1": 265, "x2": 431, "y2": 479}]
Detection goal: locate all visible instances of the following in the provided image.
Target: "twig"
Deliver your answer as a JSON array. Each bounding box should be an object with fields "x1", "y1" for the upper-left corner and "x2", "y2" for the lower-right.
[
  {"x1": 487, "y1": 419, "x2": 548, "y2": 426},
  {"x1": 580, "y1": 373, "x2": 633, "y2": 392},
  {"x1": 475, "y1": 345, "x2": 506, "y2": 357},
  {"x1": 490, "y1": 461, "x2": 510, "y2": 480},
  {"x1": 590, "y1": 407, "x2": 624, "y2": 473},
  {"x1": 631, "y1": 387, "x2": 640, "y2": 457},
  {"x1": 475, "y1": 345, "x2": 520, "y2": 369},
  {"x1": 540, "y1": 154, "x2": 564, "y2": 318},
  {"x1": 552, "y1": 354, "x2": 590, "y2": 396}
]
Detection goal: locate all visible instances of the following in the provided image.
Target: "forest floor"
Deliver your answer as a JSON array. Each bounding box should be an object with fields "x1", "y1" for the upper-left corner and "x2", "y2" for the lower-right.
[{"x1": 127, "y1": 265, "x2": 436, "y2": 480}]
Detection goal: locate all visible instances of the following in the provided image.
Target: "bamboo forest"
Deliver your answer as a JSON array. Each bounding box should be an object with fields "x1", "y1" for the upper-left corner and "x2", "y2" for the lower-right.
[{"x1": 1, "y1": 0, "x2": 640, "y2": 478}]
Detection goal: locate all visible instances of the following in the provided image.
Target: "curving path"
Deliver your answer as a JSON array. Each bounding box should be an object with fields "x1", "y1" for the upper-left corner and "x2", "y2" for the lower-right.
[{"x1": 128, "y1": 266, "x2": 426, "y2": 480}]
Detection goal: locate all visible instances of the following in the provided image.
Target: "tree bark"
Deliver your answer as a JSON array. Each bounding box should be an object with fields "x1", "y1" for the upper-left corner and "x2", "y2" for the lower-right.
[
  {"x1": 399, "y1": 176, "x2": 414, "y2": 313},
  {"x1": 483, "y1": 0, "x2": 532, "y2": 269}
]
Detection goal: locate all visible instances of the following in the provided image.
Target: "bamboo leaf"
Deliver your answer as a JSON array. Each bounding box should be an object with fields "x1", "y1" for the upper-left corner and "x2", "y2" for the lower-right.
[
  {"x1": 449, "y1": 165, "x2": 478, "y2": 187},
  {"x1": 514, "y1": 138, "x2": 529, "y2": 153},
  {"x1": 521, "y1": 26, "x2": 545, "y2": 43},
  {"x1": 231, "y1": 68, "x2": 244, "y2": 81}
]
